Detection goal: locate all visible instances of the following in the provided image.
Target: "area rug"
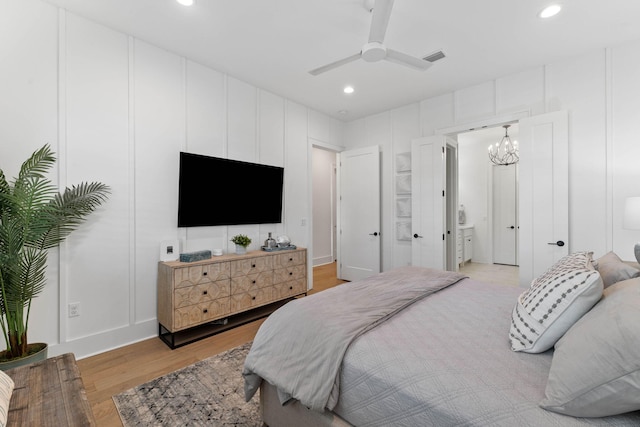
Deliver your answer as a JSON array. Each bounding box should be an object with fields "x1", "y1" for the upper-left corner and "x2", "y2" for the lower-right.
[{"x1": 113, "y1": 342, "x2": 261, "y2": 426}]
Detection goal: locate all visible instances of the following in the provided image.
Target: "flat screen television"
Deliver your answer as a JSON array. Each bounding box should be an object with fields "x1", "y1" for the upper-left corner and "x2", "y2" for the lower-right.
[{"x1": 178, "y1": 152, "x2": 284, "y2": 227}]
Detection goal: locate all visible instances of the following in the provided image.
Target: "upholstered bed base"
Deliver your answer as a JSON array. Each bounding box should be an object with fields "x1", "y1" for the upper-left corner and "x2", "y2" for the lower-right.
[{"x1": 260, "y1": 381, "x2": 353, "y2": 427}]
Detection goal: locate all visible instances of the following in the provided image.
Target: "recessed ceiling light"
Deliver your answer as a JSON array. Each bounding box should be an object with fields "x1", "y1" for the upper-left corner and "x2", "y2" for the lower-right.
[
  {"x1": 176, "y1": 0, "x2": 194, "y2": 6},
  {"x1": 539, "y1": 4, "x2": 562, "y2": 18},
  {"x1": 343, "y1": 86, "x2": 354, "y2": 94}
]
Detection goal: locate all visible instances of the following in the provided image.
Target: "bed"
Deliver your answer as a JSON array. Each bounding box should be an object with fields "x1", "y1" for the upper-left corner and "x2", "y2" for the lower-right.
[{"x1": 243, "y1": 252, "x2": 640, "y2": 426}]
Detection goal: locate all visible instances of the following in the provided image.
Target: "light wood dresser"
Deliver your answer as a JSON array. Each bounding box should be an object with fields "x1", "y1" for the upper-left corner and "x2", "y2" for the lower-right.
[{"x1": 157, "y1": 248, "x2": 307, "y2": 348}]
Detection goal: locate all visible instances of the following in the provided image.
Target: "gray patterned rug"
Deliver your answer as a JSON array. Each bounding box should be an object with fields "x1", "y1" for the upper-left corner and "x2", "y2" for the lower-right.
[{"x1": 113, "y1": 342, "x2": 261, "y2": 426}]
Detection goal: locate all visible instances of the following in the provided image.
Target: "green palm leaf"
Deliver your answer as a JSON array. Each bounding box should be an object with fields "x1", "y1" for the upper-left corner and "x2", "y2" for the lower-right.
[{"x1": 0, "y1": 144, "x2": 109, "y2": 359}]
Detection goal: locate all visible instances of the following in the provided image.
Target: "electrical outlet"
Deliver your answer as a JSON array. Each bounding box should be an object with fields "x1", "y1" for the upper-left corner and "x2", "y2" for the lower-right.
[{"x1": 68, "y1": 302, "x2": 80, "y2": 318}]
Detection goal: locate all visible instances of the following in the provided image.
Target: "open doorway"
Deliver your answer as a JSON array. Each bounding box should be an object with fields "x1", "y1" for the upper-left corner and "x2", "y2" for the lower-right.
[
  {"x1": 456, "y1": 124, "x2": 520, "y2": 270},
  {"x1": 311, "y1": 146, "x2": 338, "y2": 267}
]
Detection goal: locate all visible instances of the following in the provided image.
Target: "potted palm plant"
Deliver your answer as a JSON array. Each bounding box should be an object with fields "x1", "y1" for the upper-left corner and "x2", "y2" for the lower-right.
[
  {"x1": 0, "y1": 144, "x2": 109, "y2": 368},
  {"x1": 230, "y1": 234, "x2": 251, "y2": 255}
]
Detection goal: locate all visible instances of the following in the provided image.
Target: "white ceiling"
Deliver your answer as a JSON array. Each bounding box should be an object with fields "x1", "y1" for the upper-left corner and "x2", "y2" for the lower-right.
[{"x1": 43, "y1": 0, "x2": 640, "y2": 122}]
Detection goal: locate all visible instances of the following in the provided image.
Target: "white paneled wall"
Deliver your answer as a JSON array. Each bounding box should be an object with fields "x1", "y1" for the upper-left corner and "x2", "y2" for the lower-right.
[
  {"x1": 1, "y1": 0, "x2": 60, "y2": 348},
  {"x1": 0, "y1": 0, "x2": 343, "y2": 359},
  {"x1": 64, "y1": 13, "x2": 132, "y2": 340},
  {"x1": 611, "y1": 40, "x2": 640, "y2": 257},
  {"x1": 345, "y1": 39, "x2": 640, "y2": 269}
]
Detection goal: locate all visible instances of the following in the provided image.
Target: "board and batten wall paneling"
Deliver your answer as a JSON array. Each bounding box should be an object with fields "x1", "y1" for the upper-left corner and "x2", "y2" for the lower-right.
[
  {"x1": 258, "y1": 90, "x2": 287, "y2": 243},
  {"x1": 284, "y1": 101, "x2": 310, "y2": 262},
  {"x1": 420, "y1": 93, "x2": 455, "y2": 137},
  {"x1": 227, "y1": 77, "x2": 257, "y2": 163},
  {"x1": 134, "y1": 40, "x2": 184, "y2": 324},
  {"x1": 0, "y1": 0, "x2": 60, "y2": 346},
  {"x1": 454, "y1": 81, "x2": 496, "y2": 124},
  {"x1": 308, "y1": 109, "x2": 342, "y2": 145},
  {"x1": 611, "y1": 39, "x2": 640, "y2": 261},
  {"x1": 495, "y1": 67, "x2": 545, "y2": 117},
  {"x1": 185, "y1": 60, "x2": 226, "y2": 158},
  {"x1": 63, "y1": 13, "x2": 131, "y2": 339},
  {"x1": 183, "y1": 60, "x2": 227, "y2": 254},
  {"x1": 258, "y1": 90, "x2": 285, "y2": 167},
  {"x1": 0, "y1": 0, "x2": 339, "y2": 358}
]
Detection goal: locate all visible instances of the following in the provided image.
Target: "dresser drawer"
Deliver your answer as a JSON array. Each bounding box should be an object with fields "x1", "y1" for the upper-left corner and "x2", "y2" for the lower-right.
[
  {"x1": 230, "y1": 287, "x2": 273, "y2": 313},
  {"x1": 174, "y1": 279, "x2": 230, "y2": 309},
  {"x1": 272, "y1": 279, "x2": 306, "y2": 300},
  {"x1": 273, "y1": 264, "x2": 306, "y2": 283},
  {"x1": 173, "y1": 262, "x2": 230, "y2": 289},
  {"x1": 174, "y1": 298, "x2": 230, "y2": 330},
  {"x1": 230, "y1": 256, "x2": 273, "y2": 277},
  {"x1": 274, "y1": 251, "x2": 305, "y2": 268},
  {"x1": 231, "y1": 271, "x2": 274, "y2": 294}
]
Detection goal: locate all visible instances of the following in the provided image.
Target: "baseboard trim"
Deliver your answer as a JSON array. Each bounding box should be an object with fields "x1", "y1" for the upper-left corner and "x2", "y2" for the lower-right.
[{"x1": 48, "y1": 319, "x2": 157, "y2": 360}]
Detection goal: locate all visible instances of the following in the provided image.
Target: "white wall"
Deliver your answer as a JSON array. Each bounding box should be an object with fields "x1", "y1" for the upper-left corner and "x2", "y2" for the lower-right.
[
  {"x1": 345, "y1": 40, "x2": 640, "y2": 269},
  {"x1": 0, "y1": 0, "x2": 343, "y2": 359}
]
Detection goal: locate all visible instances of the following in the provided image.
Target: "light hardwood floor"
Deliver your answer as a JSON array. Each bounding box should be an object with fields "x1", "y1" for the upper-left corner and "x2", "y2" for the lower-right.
[
  {"x1": 77, "y1": 262, "x2": 514, "y2": 426},
  {"x1": 77, "y1": 262, "x2": 347, "y2": 427},
  {"x1": 459, "y1": 261, "x2": 519, "y2": 287}
]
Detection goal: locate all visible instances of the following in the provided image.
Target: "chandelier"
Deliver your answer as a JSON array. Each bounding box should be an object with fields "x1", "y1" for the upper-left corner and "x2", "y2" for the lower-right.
[{"x1": 488, "y1": 124, "x2": 519, "y2": 165}]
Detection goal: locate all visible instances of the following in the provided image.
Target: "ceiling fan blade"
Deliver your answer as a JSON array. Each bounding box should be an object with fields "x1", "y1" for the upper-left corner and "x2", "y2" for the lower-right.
[
  {"x1": 309, "y1": 53, "x2": 361, "y2": 76},
  {"x1": 385, "y1": 49, "x2": 432, "y2": 71},
  {"x1": 368, "y1": 0, "x2": 394, "y2": 43}
]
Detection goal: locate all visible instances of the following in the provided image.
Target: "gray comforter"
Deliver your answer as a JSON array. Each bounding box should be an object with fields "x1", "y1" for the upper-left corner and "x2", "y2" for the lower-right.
[{"x1": 243, "y1": 266, "x2": 466, "y2": 412}]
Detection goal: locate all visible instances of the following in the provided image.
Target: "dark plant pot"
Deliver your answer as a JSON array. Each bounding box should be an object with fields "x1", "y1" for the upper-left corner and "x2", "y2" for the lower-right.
[{"x1": 0, "y1": 343, "x2": 48, "y2": 371}]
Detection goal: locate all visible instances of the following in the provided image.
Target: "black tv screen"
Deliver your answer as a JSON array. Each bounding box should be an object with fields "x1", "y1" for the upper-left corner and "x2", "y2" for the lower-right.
[{"x1": 178, "y1": 152, "x2": 284, "y2": 227}]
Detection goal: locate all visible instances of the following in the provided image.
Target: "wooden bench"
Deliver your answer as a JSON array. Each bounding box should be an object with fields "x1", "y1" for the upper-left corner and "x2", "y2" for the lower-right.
[{"x1": 5, "y1": 353, "x2": 96, "y2": 426}]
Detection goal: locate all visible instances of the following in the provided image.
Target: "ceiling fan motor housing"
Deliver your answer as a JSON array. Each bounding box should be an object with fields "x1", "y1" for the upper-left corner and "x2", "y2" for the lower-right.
[{"x1": 361, "y1": 42, "x2": 387, "y2": 62}]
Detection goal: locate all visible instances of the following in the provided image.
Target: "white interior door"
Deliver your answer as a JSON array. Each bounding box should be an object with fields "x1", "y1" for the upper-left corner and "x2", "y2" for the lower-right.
[
  {"x1": 493, "y1": 164, "x2": 518, "y2": 265},
  {"x1": 411, "y1": 135, "x2": 445, "y2": 269},
  {"x1": 337, "y1": 146, "x2": 381, "y2": 281},
  {"x1": 519, "y1": 111, "x2": 569, "y2": 285}
]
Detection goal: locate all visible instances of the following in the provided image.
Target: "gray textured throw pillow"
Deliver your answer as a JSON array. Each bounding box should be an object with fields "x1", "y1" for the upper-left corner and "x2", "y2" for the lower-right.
[
  {"x1": 594, "y1": 251, "x2": 640, "y2": 288},
  {"x1": 540, "y1": 278, "x2": 640, "y2": 417},
  {"x1": 509, "y1": 251, "x2": 603, "y2": 353}
]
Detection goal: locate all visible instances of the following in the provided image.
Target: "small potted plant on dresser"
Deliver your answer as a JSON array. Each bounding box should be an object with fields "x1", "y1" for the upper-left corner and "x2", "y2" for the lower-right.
[
  {"x1": 0, "y1": 145, "x2": 109, "y2": 370},
  {"x1": 230, "y1": 234, "x2": 251, "y2": 255}
]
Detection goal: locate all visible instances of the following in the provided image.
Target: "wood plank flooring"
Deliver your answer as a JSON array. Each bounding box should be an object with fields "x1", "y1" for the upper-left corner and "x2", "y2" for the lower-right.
[
  {"x1": 459, "y1": 261, "x2": 519, "y2": 287},
  {"x1": 77, "y1": 262, "x2": 347, "y2": 427}
]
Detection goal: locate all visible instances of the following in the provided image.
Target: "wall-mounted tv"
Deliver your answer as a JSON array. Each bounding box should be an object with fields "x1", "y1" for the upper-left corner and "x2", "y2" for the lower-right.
[{"x1": 178, "y1": 152, "x2": 284, "y2": 227}]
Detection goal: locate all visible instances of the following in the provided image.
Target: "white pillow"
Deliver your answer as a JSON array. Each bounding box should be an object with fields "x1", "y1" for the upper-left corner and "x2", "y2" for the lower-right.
[
  {"x1": 509, "y1": 251, "x2": 603, "y2": 353},
  {"x1": 540, "y1": 278, "x2": 640, "y2": 417},
  {"x1": 593, "y1": 251, "x2": 640, "y2": 288}
]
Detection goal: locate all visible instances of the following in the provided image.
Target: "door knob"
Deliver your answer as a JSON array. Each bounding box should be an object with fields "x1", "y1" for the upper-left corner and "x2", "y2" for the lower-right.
[
  {"x1": 369, "y1": 232, "x2": 379, "y2": 236},
  {"x1": 548, "y1": 240, "x2": 565, "y2": 247},
  {"x1": 413, "y1": 233, "x2": 423, "y2": 238},
  {"x1": 507, "y1": 226, "x2": 515, "y2": 229}
]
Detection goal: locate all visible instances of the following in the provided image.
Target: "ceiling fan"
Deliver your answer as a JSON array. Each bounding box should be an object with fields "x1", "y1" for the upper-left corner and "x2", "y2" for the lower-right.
[{"x1": 309, "y1": 0, "x2": 434, "y2": 76}]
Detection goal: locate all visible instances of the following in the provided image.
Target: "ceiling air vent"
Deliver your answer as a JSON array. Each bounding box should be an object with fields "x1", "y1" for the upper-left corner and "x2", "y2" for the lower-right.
[{"x1": 423, "y1": 50, "x2": 446, "y2": 63}]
